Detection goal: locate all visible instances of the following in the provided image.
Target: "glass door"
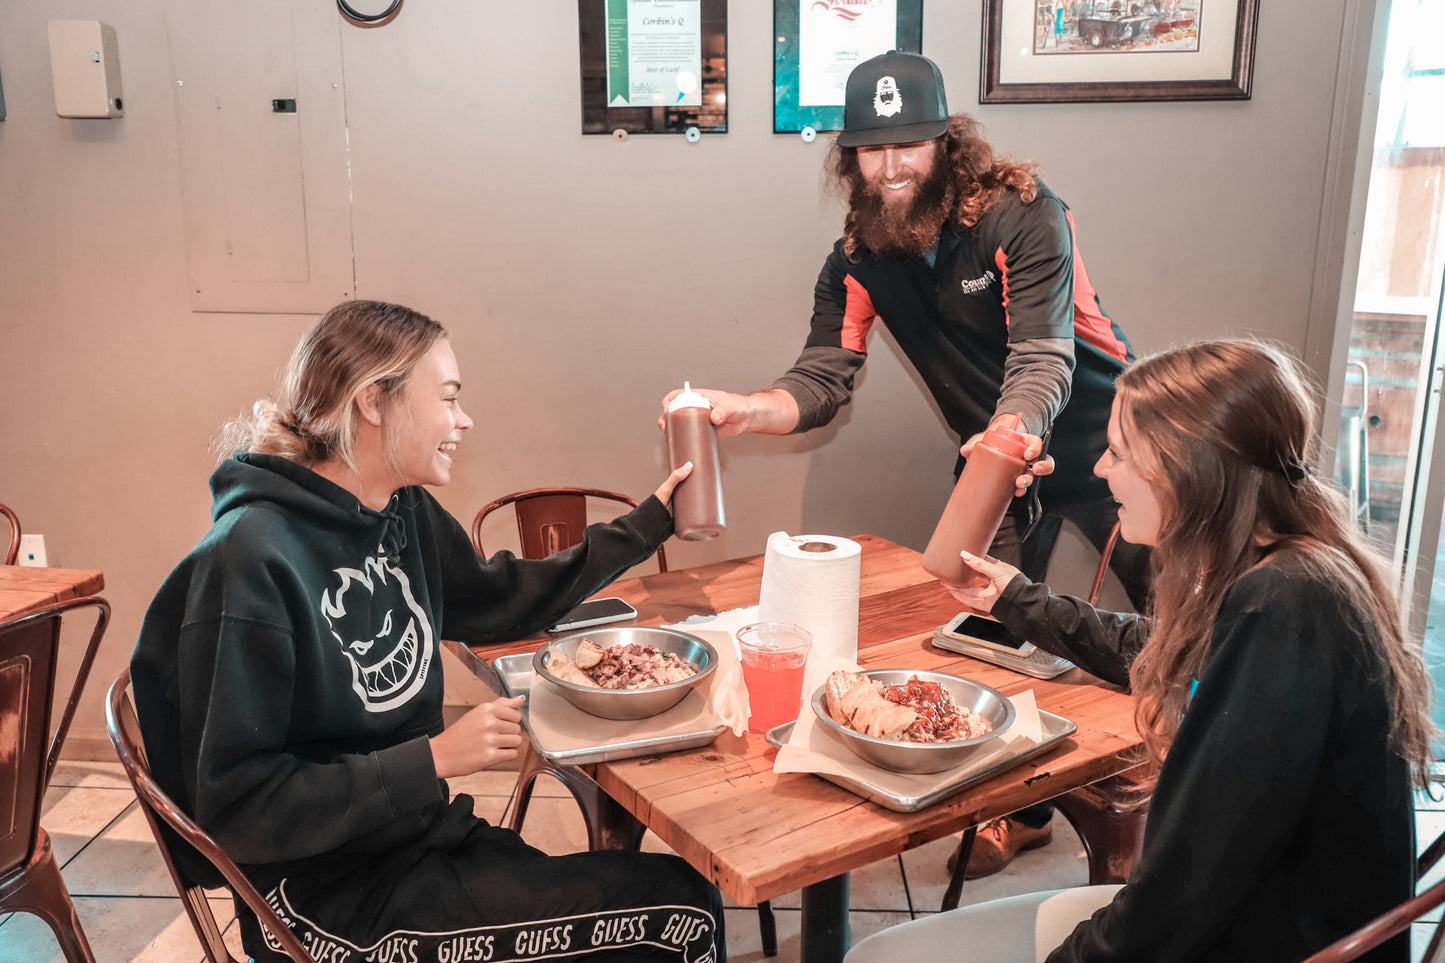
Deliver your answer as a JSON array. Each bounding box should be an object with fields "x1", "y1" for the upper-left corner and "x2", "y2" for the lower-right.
[{"x1": 1334, "y1": 0, "x2": 1445, "y2": 746}]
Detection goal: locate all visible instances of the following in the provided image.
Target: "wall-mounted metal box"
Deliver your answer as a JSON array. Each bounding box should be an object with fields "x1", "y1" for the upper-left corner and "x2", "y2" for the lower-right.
[
  {"x1": 167, "y1": 0, "x2": 352, "y2": 313},
  {"x1": 48, "y1": 20, "x2": 124, "y2": 118}
]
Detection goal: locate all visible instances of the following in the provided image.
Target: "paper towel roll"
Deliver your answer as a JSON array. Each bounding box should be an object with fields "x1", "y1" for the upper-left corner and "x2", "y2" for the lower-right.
[{"x1": 756, "y1": 532, "x2": 862, "y2": 698}]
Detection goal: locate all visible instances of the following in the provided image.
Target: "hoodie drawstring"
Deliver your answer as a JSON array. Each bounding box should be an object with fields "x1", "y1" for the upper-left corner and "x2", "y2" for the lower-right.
[{"x1": 379, "y1": 497, "x2": 408, "y2": 557}]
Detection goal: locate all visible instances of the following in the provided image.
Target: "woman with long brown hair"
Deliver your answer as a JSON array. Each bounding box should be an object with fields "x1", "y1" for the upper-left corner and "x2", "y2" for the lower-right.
[{"x1": 846, "y1": 338, "x2": 1434, "y2": 962}]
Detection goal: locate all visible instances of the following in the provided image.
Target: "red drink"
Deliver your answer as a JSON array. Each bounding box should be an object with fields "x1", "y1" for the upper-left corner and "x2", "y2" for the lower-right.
[
  {"x1": 736, "y1": 621, "x2": 813, "y2": 733},
  {"x1": 741, "y1": 651, "x2": 809, "y2": 733}
]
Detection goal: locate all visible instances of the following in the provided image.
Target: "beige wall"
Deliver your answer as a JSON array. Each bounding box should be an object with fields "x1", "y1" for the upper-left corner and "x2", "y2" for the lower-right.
[{"x1": 1, "y1": 0, "x2": 1371, "y2": 756}]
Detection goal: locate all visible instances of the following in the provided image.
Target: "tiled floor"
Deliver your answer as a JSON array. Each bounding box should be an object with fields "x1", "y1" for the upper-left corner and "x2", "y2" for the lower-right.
[{"x1": 4, "y1": 761, "x2": 1443, "y2": 962}]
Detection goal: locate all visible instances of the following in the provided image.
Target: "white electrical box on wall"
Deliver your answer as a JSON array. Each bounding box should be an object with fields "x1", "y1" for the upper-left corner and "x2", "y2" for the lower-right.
[
  {"x1": 48, "y1": 20, "x2": 124, "y2": 118},
  {"x1": 18, "y1": 535, "x2": 48, "y2": 568}
]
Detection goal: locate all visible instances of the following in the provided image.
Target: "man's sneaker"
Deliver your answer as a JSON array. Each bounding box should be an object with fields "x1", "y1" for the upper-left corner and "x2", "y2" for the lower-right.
[{"x1": 946, "y1": 816, "x2": 1054, "y2": 880}]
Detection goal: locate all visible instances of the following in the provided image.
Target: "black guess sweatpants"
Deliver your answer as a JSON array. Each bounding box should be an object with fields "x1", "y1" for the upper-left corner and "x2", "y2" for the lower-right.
[{"x1": 238, "y1": 795, "x2": 725, "y2": 963}]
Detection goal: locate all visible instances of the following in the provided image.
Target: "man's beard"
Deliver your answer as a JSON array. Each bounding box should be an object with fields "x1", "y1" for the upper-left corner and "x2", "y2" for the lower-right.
[{"x1": 847, "y1": 149, "x2": 956, "y2": 258}]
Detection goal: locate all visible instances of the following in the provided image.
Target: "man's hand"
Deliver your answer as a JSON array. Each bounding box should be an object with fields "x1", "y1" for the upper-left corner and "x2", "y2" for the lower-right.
[
  {"x1": 429, "y1": 696, "x2": 526, "y2": 778},
  {"x1": 658, "y1": 387, "x2": 801, "y2": 438},
  {"x1": 959, "y1": 415, "x2": 1055, "y2": 497}
]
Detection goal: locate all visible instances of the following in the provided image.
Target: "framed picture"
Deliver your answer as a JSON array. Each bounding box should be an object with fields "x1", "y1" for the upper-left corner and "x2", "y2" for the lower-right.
[
  {"x1": 774, "y1": 0, "x2": 924, "y2": 134},
  {"x1": 578, "y1": 0, "x2": 728, "y2": 135},
  {"x1": 981, "y1": 0, "x2": 1259, "y2": 103}
]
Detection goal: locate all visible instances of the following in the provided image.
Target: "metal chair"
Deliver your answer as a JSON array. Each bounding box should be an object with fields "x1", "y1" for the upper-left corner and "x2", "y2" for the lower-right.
[
  {"x1": 1, "y1": 501, "x2": 20, "y2": 564},
  {"x1": 105, "y1": 668, "x2": 313, "y2": 962},
  {"x1": 468, "y1": 489, "x2": 780, "y2": 953},
  {"x1": 1048, "y1": 520, "x2": 1153, "y2": 886},
  {"x1": 943, "y1": 521, "x2": 1152, "y2": 909},
  {"x1": 470, "y1": 485, "x2": 674, "y2": 842},
  {"x1": 469, "y1": 486, "x2": 668, "y2": 841},
  {"x1": 0, "y1": 596, "x2": 110, "y2": 963},
  {"x1": 1301, "y1": 829, "x2": 1445, "y2": 961},
  {"x1": 471, "y1": 486, "x2": 668, "y2": 573}
]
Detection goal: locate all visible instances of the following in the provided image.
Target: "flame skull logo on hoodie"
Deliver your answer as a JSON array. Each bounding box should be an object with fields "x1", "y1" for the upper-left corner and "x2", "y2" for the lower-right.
[{"x1": 321, "y1": 552, "x2": 433, "y2": 712}]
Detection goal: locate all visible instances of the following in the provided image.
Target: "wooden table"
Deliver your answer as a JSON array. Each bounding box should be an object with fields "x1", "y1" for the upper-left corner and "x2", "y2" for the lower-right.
[
  {"x1": 0, "y1": 566, "x2": 105, "y2": 622},
  {"x1": 471, "y1": 535, "x2": 1141, "y2": 962}
]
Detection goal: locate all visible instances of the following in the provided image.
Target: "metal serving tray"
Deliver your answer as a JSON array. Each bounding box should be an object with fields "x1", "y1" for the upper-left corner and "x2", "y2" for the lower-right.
[
  {"x1": 765, "y1": 709, "x2": 1078, "y2": 813},
  {"x1": 492, "y1": 653, "x2": 726, "y2": 767}
]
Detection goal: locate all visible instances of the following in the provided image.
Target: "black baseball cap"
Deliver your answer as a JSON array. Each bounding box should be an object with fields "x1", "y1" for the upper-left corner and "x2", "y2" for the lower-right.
[{"x1": 837, "y1": 51, "x2": 949, "y2": 148}]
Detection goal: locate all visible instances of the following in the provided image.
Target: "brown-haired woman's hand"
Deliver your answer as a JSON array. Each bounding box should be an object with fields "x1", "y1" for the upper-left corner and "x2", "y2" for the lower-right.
[{"x1": 942, "y1": 550, "x2": 1022, "y2": 613}]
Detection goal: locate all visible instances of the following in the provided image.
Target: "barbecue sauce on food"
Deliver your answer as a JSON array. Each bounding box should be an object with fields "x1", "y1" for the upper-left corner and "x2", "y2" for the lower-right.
[{"x1": 881, "y1": 676, "x2": 968, "y2": 741}]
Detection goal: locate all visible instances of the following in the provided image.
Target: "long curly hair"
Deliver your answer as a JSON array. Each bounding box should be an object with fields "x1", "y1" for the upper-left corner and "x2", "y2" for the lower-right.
[
  {"x1": 218, "y1": 300, "x2": 447, "y2": 472},
  {"x1": 1118, "y1": 340, "x2": 1435, "y2": 788},
  {"x1": 829, "y1": 113, "x2": 1041, "y2": 257}
]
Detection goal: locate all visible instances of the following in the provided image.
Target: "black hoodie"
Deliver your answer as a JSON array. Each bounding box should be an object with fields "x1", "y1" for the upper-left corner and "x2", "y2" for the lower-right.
[{"x1": 130, "y1": 453, "x2": 672, "y2": 880}]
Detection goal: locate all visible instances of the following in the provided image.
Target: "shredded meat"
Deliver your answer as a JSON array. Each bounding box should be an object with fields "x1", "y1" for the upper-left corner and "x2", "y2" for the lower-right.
[
  {"x1": 581, "y1": 641, "x2": 698, "y2": 689},
  {"x1": 878, "y1": 676, "x2": 993, "y2": 743}
]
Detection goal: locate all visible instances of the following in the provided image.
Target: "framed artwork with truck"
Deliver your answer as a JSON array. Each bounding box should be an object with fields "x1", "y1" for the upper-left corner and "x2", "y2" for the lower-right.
[{"x1": 981, "y1": 0, "x2": 1260, "y2": 103}]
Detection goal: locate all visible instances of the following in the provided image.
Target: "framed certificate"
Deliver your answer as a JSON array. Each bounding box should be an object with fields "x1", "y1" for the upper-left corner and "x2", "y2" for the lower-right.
[
  {"x1": 579, "y1": 0, "x2": 728, "y2": 135},
  {"x1": 774, "y1": 0, "x2": 924, "y2": 134}
]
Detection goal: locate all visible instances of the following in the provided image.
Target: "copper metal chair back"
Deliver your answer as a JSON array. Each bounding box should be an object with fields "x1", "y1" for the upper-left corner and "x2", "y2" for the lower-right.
[
  {"x1": 105, "y1": 668, "x2": 312, "y2": 962},
  {"x1": 0, "y1": 596, "x2": 110, "y2": 962},
  {"x1": 1050, "y1": 520, "x2": 1154, "y2": 884},
  {"x1": 471, "y1": 486, "x2": 668, "y2": 573},
  {"x1": 1, "y1": 501, "x2": 20, "y2": 565},
  {"x1": 468, "y1": 485, "x2": 666, "y2": 844},
  {"x1": 1087, "y1": 520, "x2": 1122, "y2": 607},
  {"x1": 1302, "y1": 829, "x2": 1445, "y2": 961}
]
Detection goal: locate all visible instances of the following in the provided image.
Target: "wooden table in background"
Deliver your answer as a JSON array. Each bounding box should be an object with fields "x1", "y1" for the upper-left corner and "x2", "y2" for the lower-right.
[
  {"x1": 0, "y1": 566, "x2": 105, "y2": 622},
  {"x1": 471, "y1": 534, "x2": 1141, "y2": 963}
]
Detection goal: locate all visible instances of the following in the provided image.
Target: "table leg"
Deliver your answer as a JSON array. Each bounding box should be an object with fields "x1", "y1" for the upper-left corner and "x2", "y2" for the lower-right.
[
  {"x1": 941, "y1": 824, "x2": 979, "y2": 911},
  {"x1": 799, "y1": 872, "x2": 850, "y2": 963}
]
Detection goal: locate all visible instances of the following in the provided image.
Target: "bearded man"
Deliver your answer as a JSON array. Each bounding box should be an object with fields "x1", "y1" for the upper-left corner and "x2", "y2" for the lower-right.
[{"x1": 661, "y1": 50, "x2": 1149, "y2": 875}]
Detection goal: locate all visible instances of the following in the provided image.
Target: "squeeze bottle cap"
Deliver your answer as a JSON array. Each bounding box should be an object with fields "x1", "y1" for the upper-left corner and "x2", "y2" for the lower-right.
[
  {"x1": 982, "y1": 413, "x2": 1030, "y2": 459},
  {"x1": 667, "y1": 382, "x2": 712, "y2": 412}
]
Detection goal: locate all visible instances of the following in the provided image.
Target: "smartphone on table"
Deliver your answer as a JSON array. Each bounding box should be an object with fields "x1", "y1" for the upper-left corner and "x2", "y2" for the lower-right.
[
  {"x1": 547, "y1": 596, "x2": 638, "y2": 633},
  {"x1": 932, "y1": 612, "x2": 1075, "y2": 680}
]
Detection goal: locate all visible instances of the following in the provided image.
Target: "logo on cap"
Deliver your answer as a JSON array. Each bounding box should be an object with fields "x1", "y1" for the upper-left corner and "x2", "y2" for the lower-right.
[{"x1": 873, "y1": 76, "x2": 902, "y2": 118}]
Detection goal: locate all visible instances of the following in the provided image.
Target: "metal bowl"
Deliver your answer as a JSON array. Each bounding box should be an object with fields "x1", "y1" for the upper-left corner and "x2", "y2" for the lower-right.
[
  {"x1": 532, "y1": 626, "x2": 717, "y2": 721},
  {"x1": 810, "y1": 669, "x2": 1017, "y2": 774}
]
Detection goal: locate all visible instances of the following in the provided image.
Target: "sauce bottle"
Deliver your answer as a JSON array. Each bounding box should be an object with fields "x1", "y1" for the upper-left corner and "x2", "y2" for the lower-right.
[
  {"x1": 921, "y1": 414, "x2": 1030, "y2": 584},
  {"x1": 665, "y1": 383, "x2": 726, "y2": 540}
]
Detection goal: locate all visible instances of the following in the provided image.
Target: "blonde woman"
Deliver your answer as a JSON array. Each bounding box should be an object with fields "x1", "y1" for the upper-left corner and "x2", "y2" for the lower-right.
[
  {"x1": 847, "y1": 340, "x2": 1434, "y2": 963},
  {"x1": 131, "y1": 300, "x2": 724, "y2": 962}
]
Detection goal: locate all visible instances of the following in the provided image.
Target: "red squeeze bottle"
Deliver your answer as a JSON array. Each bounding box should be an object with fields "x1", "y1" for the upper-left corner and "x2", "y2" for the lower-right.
[
  {"x1": 921, "y1": 414, "x2": 1030, "y2": 585},
  {"x1": 665, "y1": 383, "x2": 726, "y2": 540}
]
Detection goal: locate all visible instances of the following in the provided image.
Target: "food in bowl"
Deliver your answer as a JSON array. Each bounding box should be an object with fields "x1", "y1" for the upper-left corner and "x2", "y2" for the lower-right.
[
  {"x1": 823, "y1": 670, "x2": 995, "y2": 742},
  {"x1": 811, "y1": 669, "x2": 1017, "y2": 774},
  {"x1": 533, "y1": 627, "x2": 717, "y2": 721},
  {"x1": 547, "y1": 638, "x2": 699, "y2": 689}
]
